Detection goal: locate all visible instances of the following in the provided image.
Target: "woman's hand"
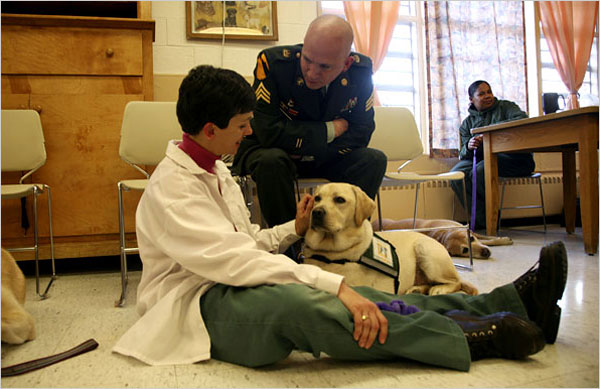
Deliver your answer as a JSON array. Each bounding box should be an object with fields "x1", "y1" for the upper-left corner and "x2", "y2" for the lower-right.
[
  {"x1": 295, "y1": 194, "x2": 314, "y2": 236},
  {"x1": 468, "y1": 134, "x2": 484, "y2": 150},
  {"x1": 337, "y1": 281, "x2": 388, "y2": 349}
]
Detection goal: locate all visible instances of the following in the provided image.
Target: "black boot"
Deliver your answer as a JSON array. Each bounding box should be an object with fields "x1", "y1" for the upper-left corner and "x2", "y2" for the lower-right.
[
  {"x1": 513, "y1": 241, "x2": 568, "y2": 343},
  {"x1": 445, "y1": 310, "x2": 545, "y2": 361},
  {"x1": 284, "y1": 241, "x2": 304, "y2": 263}
]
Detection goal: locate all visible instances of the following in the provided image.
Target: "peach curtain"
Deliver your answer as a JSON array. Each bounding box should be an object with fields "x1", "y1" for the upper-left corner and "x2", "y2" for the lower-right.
[
  {"x1": 539, "y1": 1, "x2": 599, "y2": 109},
  {"x1": 343, "y1": 1, "x2": 400, "y2": 106}
]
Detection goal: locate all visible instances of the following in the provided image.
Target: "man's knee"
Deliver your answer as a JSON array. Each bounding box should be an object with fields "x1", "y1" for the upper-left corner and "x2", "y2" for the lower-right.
[
  {"x1": 249, "y1": 148, "x2": 294, "y2": 176},
  {"x1": 366, "y1": 148, "x2": 387, "y2": 171}
]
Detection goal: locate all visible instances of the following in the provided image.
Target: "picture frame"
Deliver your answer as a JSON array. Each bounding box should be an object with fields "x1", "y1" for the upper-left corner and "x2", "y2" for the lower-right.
[{"x1": 186, "y1": 1, "x2": 278, "y2": 41}]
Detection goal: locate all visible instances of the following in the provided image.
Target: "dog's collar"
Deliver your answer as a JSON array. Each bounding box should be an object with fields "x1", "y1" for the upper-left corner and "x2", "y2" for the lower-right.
[{"x1": 308, "y1": 233, "x2": 400, "y2": 293}]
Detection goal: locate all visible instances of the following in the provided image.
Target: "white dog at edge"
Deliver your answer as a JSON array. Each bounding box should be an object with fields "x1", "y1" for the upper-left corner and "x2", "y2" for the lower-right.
[{"x1": 302, "y1": 183, "x2": 478, "y2": 296}]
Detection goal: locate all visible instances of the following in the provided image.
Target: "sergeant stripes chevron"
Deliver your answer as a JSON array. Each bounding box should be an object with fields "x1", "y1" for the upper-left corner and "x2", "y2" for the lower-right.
[
  {"x1": 255, "y1": 82, "x2": 271, "y2": 104},
  {"x1": 365, "y1": 90, "x2": 374, "y2": 111}
]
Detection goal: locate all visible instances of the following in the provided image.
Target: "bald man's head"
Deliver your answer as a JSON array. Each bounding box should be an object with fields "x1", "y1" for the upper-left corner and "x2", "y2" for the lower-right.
[
  {"x1": 305, "y1": 15, "x2": 354, "y2": 55},
  {"x1": 300, "y1": 15, "x2": 355, "y2": 90}
]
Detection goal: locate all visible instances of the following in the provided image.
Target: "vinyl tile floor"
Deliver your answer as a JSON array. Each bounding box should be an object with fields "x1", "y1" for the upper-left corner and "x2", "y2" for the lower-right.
[{"x1": 1, "y1": 224, "x2": 598, "y2": 388}]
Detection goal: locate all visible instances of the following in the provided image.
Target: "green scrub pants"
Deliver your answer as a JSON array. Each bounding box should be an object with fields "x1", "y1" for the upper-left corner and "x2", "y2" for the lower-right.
[{"x1": 200, "y1": 283, "x2": 527, "y2": 372}]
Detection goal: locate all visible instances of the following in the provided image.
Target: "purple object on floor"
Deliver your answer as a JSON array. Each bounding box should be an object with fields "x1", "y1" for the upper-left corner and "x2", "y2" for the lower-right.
[{"x1": 376, "y1": 300, "x2": 420, "y2": 315}]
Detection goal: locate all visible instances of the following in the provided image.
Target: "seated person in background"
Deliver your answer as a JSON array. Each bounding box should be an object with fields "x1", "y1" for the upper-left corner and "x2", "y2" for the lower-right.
[
  {"x1": 113, "y1": 65, "x2": 567, "y2": 372},
  {"x1": 450, "y1": 80, "x2": 535, "y2": 230},
  {"x1": 232, "y1": 15, "x2": 386, "y2": 238}
]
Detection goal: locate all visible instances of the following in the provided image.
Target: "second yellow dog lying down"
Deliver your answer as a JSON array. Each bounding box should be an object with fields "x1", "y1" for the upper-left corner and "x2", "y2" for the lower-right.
[{"x1": 302, "y1": 183, "x2": 478, "y2": 296}]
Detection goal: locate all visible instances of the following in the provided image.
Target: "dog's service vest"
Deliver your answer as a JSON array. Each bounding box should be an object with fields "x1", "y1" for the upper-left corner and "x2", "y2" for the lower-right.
[{"x1": 309, "y1": 233, "x2": 400, "y2": 294}]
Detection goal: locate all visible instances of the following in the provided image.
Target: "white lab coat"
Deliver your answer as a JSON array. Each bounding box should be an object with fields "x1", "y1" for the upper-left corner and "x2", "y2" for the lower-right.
[{"x1": 113, "y1": 141, "x2": 343, "y2": 366}]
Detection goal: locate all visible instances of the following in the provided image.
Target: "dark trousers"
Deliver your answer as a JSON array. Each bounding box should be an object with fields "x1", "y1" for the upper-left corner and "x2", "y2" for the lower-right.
[
  {"x1": 450, "y1": 153, "x2": 535, "y2": 229},
  {"x1": 241, "y1": 147, "x2": 387, "y2": 227},
  {"x1": 201, "y1": 282, "x2": 527, "y2": 371}
]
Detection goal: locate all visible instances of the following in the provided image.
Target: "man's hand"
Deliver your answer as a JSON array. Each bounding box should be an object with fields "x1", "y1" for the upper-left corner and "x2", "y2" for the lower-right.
[
  {"x1": 468, "y1": 134, "x2": 483, "y2": 150},
  {"x1": 332, "y1": 118, "x2": 349, "y2": 137},
  {"x1": 337, "y1": 281, "x2": 388, "y2": 349},
  {"x1": 295, "y1": 194, "x2": 314, "y2": 236}
]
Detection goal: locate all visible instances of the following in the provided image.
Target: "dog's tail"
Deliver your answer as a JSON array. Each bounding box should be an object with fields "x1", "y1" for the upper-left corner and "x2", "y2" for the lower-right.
[{"x1": 460, "y1": 281, "x2": 479, "y2": 296}]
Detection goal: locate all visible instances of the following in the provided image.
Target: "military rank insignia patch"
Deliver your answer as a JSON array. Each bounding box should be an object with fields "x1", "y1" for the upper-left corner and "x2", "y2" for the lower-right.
[
  {"x1": 365, "y1": 89, "x2": 374, "y2": 111},
  {"x1": 255, "y1": 53, "x2": 270, "y2": 81},
  {"x1": 255, "y1": 82, "x2": 271, "y2": 104},
  {"x1": 283, "y1": 48, "x2": 291, "y2": 58},
  {"x1": 341, "y1": 97, "x2": 358, "y2": 112}
]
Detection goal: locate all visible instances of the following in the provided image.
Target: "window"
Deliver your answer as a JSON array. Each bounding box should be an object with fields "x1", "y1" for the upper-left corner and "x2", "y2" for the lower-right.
[
  {"x1": 320, "y1": 2, "x2": 427, "y2": 131},
  {"x1": 539, "y1": 18, "x2": 599, "y2": 107}
]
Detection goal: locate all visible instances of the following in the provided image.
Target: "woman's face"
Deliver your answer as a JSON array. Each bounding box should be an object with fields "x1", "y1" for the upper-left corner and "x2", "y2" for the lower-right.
[{"x1": 470, "y1": 83, "x2": 495, "y2": 111}]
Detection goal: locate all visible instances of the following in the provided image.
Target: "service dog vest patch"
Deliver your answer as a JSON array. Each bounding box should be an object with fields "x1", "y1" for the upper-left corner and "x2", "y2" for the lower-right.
[{"x1": 309, "y1": 234, "x2": 400, "y2": 293}]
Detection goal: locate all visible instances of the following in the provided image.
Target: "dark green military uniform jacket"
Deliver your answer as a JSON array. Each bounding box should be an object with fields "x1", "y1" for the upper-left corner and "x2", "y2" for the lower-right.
[{"x1": 233, "y1": 44, "x2": 375, "y2": 172}]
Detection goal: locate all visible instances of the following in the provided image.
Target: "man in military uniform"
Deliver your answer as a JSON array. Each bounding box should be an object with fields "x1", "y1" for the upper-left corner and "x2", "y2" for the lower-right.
[{"x1": 233, "y1": 15, "x2": 387, "y2": 237}]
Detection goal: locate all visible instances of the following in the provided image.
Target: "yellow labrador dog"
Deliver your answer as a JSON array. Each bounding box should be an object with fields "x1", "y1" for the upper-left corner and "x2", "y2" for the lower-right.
[
  {"x1": 373, "y1": 218, "x2": 513, "y2": 259},
  {"x1": 1, "y1": 248, "x2": 36, "y2": 344},
  {"x1": 303, "y1": 183, "x2": 478, "y2": 296}
]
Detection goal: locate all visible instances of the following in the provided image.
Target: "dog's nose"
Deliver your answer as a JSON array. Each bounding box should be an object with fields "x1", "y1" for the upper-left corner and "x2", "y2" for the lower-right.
[
  {"x1": 311, "y1": 208, "x2": 326, "y2": 225},
  {"x1": 481, "y1": 247, "x2": 491, "y2": 258}
]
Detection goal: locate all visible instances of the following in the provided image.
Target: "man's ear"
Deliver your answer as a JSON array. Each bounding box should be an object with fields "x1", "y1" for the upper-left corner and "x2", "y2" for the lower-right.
[
  {"x1": 202, "y1": 122, "x2": 216, "y2": 139},
  {"x1": 342, "y1": 56, "x2": 354, "y2": 72}
]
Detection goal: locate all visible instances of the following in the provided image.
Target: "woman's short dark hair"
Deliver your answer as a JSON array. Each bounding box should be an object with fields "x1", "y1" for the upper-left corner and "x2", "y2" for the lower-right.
[
  {"x1": 176, "y1": 65, "x2": 256, "y2": 135},
  {"x1": 468, "y1": 80, "x2": 491, "y2": 98}
]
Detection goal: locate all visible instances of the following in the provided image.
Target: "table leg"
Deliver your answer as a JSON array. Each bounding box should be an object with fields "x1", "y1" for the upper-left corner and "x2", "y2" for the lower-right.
[
  {"x1": 561, "y1": 150, "x2": 577, "y2": 234},
  {"x1": 578, "y1": 130, "x2": 599, "y2": 255},
  {"x1": 483, "y1": 135, "x2": 499, "y2": 236}
]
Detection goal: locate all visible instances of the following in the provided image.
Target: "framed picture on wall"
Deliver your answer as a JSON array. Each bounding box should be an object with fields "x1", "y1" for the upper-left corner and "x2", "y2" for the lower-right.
[{"x1": 186, "y1": 1, "x2": 278, "y2": 41}]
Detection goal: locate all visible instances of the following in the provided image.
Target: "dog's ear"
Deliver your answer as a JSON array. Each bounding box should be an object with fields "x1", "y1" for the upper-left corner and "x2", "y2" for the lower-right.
[{"x1": 352, "y1": 186, "x2": 376, "y2": 226}]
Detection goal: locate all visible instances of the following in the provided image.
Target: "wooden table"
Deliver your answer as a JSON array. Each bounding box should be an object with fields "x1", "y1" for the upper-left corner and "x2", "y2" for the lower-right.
[{"x1": 472, "y1": 106, "x2": 599, "y2": 255}]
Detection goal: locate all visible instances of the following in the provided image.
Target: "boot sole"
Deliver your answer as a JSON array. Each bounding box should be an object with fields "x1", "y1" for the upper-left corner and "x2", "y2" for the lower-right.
[{"x1": 539, "y1": 241, "x2": 568, "y2": 343}]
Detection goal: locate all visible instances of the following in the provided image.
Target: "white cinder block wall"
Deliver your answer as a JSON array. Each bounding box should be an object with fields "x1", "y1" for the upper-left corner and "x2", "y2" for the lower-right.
[{"x1": 152, "y1": 1, "x2": 319, "y2": 77}]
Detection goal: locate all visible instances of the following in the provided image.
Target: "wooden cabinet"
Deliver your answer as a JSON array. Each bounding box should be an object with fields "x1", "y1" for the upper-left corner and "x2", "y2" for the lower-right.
[{"x1": 1, "y1": 13, "x2": 155, "y2": 260}]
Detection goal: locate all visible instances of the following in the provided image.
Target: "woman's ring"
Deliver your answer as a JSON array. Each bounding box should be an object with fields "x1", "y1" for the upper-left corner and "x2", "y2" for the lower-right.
[{"x1": 361, "y1": 314, "x2": 368, "y2": 321}]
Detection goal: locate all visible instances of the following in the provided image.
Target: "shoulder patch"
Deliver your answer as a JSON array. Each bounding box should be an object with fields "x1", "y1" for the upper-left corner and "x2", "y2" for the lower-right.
[{"x1": 255, "y1": 52, "x2": 270, "y2": 81}]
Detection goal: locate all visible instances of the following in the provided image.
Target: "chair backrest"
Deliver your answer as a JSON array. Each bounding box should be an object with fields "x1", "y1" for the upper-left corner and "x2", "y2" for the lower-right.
[
  {"x1": 370, "y1": 106, "x2": 423, "y2": 161},
  {"x1": 119, "y1": 101, "x2": 183, "y2": 166},
  {"x1": 1, "y1": 110, "x2": 47, "y2": 178}
]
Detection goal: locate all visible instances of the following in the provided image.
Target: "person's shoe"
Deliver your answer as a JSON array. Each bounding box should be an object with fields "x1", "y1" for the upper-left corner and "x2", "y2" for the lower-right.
[
  {"x1": 513, "y1": 241, "x2": 568, "y2": 343},
  {"x1": 445, "y1": 310, "x2": 545, "y2": 360}
]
